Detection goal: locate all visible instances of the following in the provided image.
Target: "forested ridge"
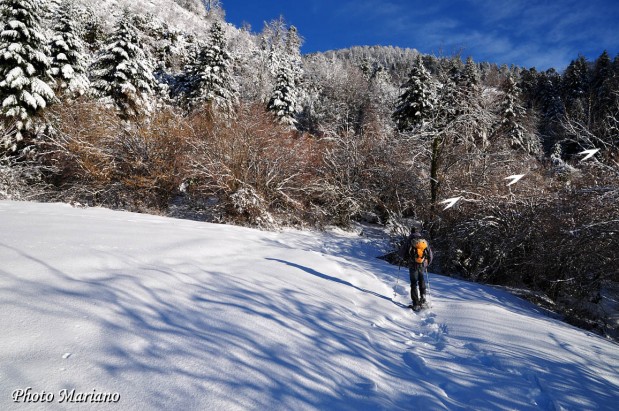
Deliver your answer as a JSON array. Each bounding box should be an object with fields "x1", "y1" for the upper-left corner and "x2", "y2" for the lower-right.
[{"x1": 1, "y1": 0, "x2": 617, "y2": 339}]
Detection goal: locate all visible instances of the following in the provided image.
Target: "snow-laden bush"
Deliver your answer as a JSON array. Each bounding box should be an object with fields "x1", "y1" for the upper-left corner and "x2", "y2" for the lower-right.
[
  {"x1": 230, "y1": 185, "x2": 274, "y2": 228},
  {"x1": 0, "y1": 153, "x2": 47, "y2": 200}
]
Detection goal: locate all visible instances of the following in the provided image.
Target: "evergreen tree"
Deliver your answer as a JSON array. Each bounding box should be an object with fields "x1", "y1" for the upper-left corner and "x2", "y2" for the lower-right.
[
  {"x1": 48, "y1": 0, "x2": 89, "y2": 98},
  {"x1": 253, "y1": 17, "x2": 291, "y2": 105},
  {"x1": 536, "y1": 69, "x2": 564, "y2": 150},
  {"x1": 519, "y1": 67, "x2": 539, "y2": 110},
  {"x1": 459, "y1": 57, "x2": 484, "y2": 137},
  {"x1": 267, "y1": 57, "x2": 298, "y2": 126},
  {"x1": 80, "y1": 5, "x2": 105, "y2": 52},
  {"x1": 284, "y1": 25, "x2": 303, "y2": 80},
  {"x1": 461, "y1": 56, "x2": 480, "y2": 96},
  {"x1": 392, "y1": 54, "x2": 435, "y2": 132},
  {"x1": 0, "y1": 0, "x2": 55, "y2": 152},
  {"x1": 90, "y1": 9, "x2": 156, "y2": 119},
  {"x1": 263, "y1": 16, "x2": 288, "y2": 76},
  {"x1": 498, "y1": 74, "x2": 539, "y2": 154},
  {"x1": 186, "y1": 21, "x2": 237, "y2": 114},
  {"x1": 590, "y1": 50, "x2": 614, "y2": 128},
  {"x1": 561, "y1": 56, "x2": 589, "y2": 120},
  {"x1": 267, "y1": 25, "x2": 302, "y2": 126},
  {"x1": 591, "y1": 50, "x2": 612, "y2": 92},
  {"x1": 44, "y1": 0, "x2": 62, "y2": 19},
  {"x1": 436, "y1": 58, "x2": 463, "y2": 125},
  {"x1": 449, "y1": 56, "x2": 487, "y2": 146}
]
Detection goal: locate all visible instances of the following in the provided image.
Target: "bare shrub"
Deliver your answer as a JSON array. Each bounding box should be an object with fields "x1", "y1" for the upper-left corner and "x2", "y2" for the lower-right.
[
  {"x1": 0, "y1": 154, "x2": 49, "y2": 200},
  {"x1": 306, "y1": 124, "x2": 431, "y2": 227},
  {"x1": 44, "y1": 101, "x2": 191, "y2": 211},
  {"x1": 187, "y1": 104, "x2": 319, "y2": 227},
  {"x1": 436, "y1": 162, "x2": 619, "y2": 338},
  {"x1": 112, "y1": 110, "x2": 191, "y2": 209}
]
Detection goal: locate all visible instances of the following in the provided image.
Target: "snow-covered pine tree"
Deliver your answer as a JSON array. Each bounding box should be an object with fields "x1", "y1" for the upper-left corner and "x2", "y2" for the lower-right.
[
  {"x1": 48, "y1": 0, "x2": 89, "y2": 98},
  {"x1": 39, "y1": 0, "x2": 60, "y2": 29},
  {"x1": 248, "y1": 17, "x2": 290, "y2": 105},
  {"x1": 561, "y1": 57, "x2": 588, "y2": 103},
  {"x1": 79, "y1": 5, "x2": 105, "y2": 52},
  {"x1": 462, "y1": 56, "x2": 480, "y2": 98},
  {"x1": 284, "y1": 25, "x2": 303, "y2": 82},
  {"x1": 498, "y1": 74, "x2": 540, "y2": 154},
  {"x1": 499, "y1": 74, "x2": 525, "y2": 145},
  {"x1": 435, "y1": 58, "x2": 463, "y2": 127},
  {"x1": 590, "y1": 50, "x2": 614, "y2": 129},
  {"x1": 263, "y1": 17, "x2": 287, "y2": 75},
  {"x1": 185, "y1": 21, "x2": 237, "y2": 114},
  {"x1": 0, "y1": 0, "x2": 55, "y2": 152},
  {"x1": 267, "y1": 58, "x2": 298, "y2": 126},
  {"x1": 392, "y1": 54, "x2": 435, "y2": 132},
  {"x1": 90, "y1": 8, "x2": 156, "y2": 119},
  {"x1": 43, "y1": 0, "x2": 61, "y2": 18},
  {"x1": 267, "y1": 25, "x2": 302, "y2": 127}
]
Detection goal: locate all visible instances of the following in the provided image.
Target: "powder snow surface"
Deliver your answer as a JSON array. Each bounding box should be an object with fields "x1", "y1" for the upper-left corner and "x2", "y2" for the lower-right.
[{"x1": 1, "y1": 201, "x2": 618, "y2": 410}]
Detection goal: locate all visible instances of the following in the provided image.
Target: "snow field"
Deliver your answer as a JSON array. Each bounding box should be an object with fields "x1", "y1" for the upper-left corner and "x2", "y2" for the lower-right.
[{"x1": 1, "y1": 201, "x2": 618, "y2": 410}]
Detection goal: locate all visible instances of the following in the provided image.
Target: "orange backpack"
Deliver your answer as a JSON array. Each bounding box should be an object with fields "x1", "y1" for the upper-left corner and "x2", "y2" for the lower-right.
[{"x1": 410, "y1": 239, "x2": 428, "y2": 264}]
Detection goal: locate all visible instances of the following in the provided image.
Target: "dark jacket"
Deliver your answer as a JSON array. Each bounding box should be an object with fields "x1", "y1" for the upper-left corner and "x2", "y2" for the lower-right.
[{"x1": 398, "y1": 232, "x2": 433, "y2": 267}]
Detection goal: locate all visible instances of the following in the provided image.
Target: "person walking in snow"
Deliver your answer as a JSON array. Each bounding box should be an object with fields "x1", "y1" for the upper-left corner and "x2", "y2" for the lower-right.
[{"x1": 399, "y1": 225, "x2": 433, "y2": 311}]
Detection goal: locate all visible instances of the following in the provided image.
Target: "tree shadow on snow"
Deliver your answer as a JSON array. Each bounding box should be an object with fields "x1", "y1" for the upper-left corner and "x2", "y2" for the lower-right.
[
  {"x1": 2, "y1": 237, "x2": 619, "y2": 411},
  {"x1": 265, "y1": 257, "x2": 408, "y2": 309},
  {"x1": 0, "y1": 241, "x2": 419, "y2": 410}
]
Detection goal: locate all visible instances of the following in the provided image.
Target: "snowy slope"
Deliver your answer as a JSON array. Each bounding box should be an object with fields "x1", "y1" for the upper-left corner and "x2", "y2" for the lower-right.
[
  {"x1": 1, "y1": 201, "x2": 618, "y2": 410},
  {"x1": 75, "y1": 0, "x2": 209, "y2": 33}
]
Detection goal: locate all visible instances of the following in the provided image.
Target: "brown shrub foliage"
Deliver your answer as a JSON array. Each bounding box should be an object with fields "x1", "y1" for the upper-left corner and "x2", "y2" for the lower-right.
[
  {"x1": 186, "y1": 104, "x2": 322, "y2": 226},
  {"x1": 44, "y1": 101, "x2": 191, "y2": 211}
]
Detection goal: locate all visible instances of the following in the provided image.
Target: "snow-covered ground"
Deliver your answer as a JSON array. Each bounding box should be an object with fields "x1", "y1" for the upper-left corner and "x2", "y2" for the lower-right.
[{"x1": 1, "y1": 201, "x2": 618, "y2": 410}]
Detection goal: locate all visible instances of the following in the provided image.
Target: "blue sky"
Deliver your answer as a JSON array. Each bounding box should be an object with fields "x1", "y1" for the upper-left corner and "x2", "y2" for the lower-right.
[{"x1": 223, "y1": 0, "x2": 619, "y2": 71}]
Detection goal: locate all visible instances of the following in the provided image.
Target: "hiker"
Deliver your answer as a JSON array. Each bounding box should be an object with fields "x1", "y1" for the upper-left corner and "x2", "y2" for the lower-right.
[{"x1": 399, "y1": 225, "x2": 433, "y2": 311}]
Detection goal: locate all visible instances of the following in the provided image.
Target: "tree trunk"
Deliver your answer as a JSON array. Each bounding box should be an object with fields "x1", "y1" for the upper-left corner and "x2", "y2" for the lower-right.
[{"x1": 430, "y1": 134, "x2": 442, "y2": 204}]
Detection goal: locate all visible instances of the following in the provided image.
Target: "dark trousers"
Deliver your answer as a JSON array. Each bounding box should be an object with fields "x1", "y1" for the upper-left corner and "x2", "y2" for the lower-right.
[{"x1": 409, "y1": 263, "x2": 426, "y2": 305}]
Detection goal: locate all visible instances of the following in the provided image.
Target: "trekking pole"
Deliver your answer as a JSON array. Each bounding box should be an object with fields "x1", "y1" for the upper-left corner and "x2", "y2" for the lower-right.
[
  {"x1": 394, "y1": 261, "x2": 401, "y2": 300},
  {"x1": 425, "y1": 266, "x2": 432, "y2": 308}
]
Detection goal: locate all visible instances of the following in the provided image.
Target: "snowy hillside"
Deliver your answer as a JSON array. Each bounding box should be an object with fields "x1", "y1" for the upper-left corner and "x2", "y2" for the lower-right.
[
  {"x1": 1, "y1": 201, "x2": 618, "y2": 410},
  {"x1": 75, "y1": 0, "x2": 211, "y2": 33}
]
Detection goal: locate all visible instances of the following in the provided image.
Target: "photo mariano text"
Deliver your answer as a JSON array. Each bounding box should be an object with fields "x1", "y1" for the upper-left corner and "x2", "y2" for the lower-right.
[{"x1": 12, "y1": 387, "x2": 120, "y2": 404}]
